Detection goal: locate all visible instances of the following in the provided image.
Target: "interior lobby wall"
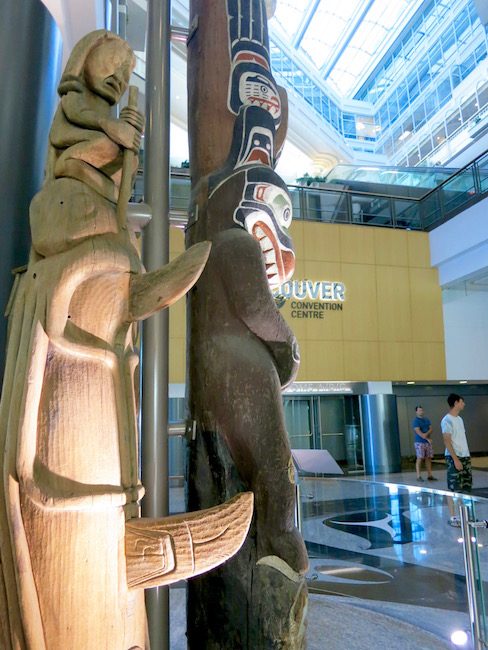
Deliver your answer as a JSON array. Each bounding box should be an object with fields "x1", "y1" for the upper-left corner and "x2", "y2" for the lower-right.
[
  {"x1": 443, "y1": 287, "x2": 488, "y2": 380},
  {"x1": 395, "y1": 384, "x2": 488, "y2": 457},
  {"x1": 282, "y1": 222, "x2": 445, "y2": 381},
  {"x1": 168, "y1": 222, "x2": 446, "y2": 383}
]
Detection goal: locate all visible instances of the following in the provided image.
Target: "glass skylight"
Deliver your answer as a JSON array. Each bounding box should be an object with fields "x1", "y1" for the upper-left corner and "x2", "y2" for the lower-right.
[
  {"x1": 270, "y1": 0, "x2": 306, "y2": 39},
  {"x1": 270, "y1": 0, "x2": 425, "y2": 98},
  {"x1": 300, "y1": 0, "x2": 369, "y2": 70}
]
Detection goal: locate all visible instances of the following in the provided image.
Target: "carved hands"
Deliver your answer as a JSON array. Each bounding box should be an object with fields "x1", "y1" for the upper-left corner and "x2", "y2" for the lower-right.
[
  {"x1": 120, "y1": 106, "x2": 145, "y2": 133},
  {"x1": 100, "y1": 114, "x2": 142, "y2": 153}
]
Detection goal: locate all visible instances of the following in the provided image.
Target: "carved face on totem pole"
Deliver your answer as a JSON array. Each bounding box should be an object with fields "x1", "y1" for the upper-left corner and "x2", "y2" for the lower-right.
[
  {"x1": 58, "y1": 31, "x2": 135, "y2": 103},
  {"x1": 203, "y1": 162, "x2": 295, "y2": 289},
  {"x1": 219, "y1": 0, "x2": 295, "y2": 288},
  {"x1": 227, "y1": 0, "x2": 281, "y2": 127},
  {"x1": 232, "y1": 167, "x2": 294, "y2": 288}
]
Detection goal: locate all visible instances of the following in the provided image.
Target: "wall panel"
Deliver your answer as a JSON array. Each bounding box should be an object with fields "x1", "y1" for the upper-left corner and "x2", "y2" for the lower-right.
[
  {"x1": 340, "y1": 264, "x2": 378, "y2": 341},
  {"x1": 168, "y1": 223, "x2": 446, "y2": 383},
  {"x1": 376, "y1": 266, "x2": 412, "y2": 342}
]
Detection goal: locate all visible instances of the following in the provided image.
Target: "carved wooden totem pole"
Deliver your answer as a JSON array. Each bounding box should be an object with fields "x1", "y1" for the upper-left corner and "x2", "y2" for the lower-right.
[
  {"x1": 0, "y1": 30, "x2": 253, "y2": 650},
  {"x1": 186, "y1": 2, "x2": 308, "y2": 647}
]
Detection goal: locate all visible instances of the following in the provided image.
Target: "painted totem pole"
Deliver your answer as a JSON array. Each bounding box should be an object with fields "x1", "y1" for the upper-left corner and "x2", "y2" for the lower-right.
[
  {"x1": 186, "y1": 2, "x2": 308, "y2": 647},
  {"x1": 0, "y1": 30, "x2": 253, "y2": 649}
]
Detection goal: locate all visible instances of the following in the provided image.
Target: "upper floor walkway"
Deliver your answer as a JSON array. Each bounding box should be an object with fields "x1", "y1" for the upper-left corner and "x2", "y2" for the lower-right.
[{"x1": 133, "y1": 148, "x2": 488, "y2": 234}]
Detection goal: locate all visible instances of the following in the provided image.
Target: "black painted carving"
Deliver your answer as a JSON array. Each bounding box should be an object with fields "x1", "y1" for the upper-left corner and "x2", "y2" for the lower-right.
[{"x1": 186, "y1": 0, "x2": 308, "y2": 646}]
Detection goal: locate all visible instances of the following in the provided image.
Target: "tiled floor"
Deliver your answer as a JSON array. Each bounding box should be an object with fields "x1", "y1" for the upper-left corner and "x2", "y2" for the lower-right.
[
  {"x1": 299, "y1": 470, "x2": 488, "y2": 648},
  {"x1": 169, "y1": 466, "x2": 488, "y2": 648}
]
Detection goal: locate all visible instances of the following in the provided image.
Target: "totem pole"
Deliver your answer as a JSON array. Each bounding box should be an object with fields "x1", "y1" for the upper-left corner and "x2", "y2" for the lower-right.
[
  {"x1": 186, "y1": 2, "x2": 308, "y2": 647},
  {"x1": 0, "y1": 30, "x2": 253, "y2": 649}
]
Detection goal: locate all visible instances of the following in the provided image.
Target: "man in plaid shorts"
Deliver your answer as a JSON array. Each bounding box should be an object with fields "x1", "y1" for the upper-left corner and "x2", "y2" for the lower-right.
[
  {"x1": 412, "y1": 405, "x2": 437, "y2": 482},
  {"x1": 441, "y1": 393, "x2": 472, "y2": 527}
]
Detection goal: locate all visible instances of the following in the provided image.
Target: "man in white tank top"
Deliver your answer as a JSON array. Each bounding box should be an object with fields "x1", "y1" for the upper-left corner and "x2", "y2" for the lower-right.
[{"x1": 441, "y1": 393, "x2": 471, "y2": 527}]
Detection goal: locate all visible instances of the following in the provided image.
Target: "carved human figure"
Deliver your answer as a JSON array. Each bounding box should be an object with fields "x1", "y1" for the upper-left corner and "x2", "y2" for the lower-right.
[
  {"x1": 47, "y1": 30, "x2": 144, "y2": 203},
  {"x1": 0, "y1": 30, "x2": 252, "y2": 650}
]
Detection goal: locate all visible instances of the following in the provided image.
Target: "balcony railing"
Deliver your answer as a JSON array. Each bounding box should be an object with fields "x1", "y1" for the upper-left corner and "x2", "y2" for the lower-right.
[{"x1": 132, "y1": 148, "x2": 488, "y2": 231}]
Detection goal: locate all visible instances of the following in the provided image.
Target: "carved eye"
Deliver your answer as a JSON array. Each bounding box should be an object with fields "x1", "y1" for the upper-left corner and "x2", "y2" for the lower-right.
[
  {"x1": 261, "y1": 85, "x2": 269, "y2": 94},
  {"x1": 282, "y1": 208, "x2": 291, "y2": 225}
]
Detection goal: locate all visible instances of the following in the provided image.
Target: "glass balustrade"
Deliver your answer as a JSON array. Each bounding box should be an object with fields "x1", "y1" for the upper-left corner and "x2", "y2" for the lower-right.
[
  {"x1": 460, "y1": 500, "x2": 488, "y2": 648},
  {"x1": 296, "y1": 475, "x2": 488, "y2": 649},
  {"x1": 131, "y1": 147, "x2": 488, "y2": 232}
]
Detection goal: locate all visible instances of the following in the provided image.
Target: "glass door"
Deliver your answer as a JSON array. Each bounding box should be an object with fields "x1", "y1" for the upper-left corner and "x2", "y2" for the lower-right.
[
  {"x1": 317, "y1": 396, "x2": 346, "y2": 462},
  {"x1": 283, "y1": 397, "x2": 314, "y2": 449},
  {"x1": 284, "y1": 395, "x2": 364, "y2": 474},
  {"x1": 317, "y1": 395, "x2": 364, "y2": 474}
]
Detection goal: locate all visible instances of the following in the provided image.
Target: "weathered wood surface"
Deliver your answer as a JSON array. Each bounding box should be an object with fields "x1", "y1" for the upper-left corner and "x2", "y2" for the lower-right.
[
  {"x1": 187, "y1": 432, "x2": 308, "y2": 649},
  {"x1": 126, "y1": 491, "x2": 253, "y2": 590},
  {"x1": 0, "y1": 29, "x2": 253, "y2": 650},
  {"x1": 186, "y1": 1, "x2": 308, "y2": 646}
]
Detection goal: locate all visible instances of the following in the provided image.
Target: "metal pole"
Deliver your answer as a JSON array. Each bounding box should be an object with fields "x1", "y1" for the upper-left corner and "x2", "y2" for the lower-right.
[
  {"x1": 171, "y1": 25, "x2": 189, "y2": 42},
  {"x1": 295, "y1": 483, "x2": 302, "y2": 533},
  {"x1": 473, "y1": 161, "x2": 482, "y2": 196},
  {"x1": 389, "y1": 197, "x2": 396, "y2": 228},
  {"x1": 459, "y1": 504, "x2": 483, "y2": 650},
  {"x1": 118, "y1": 0, "x2": 127, "y2": 40},
  {"x1": 345, "y1": 191, "x2": 353, "y2": 224},
  {"x1": 142, "y1": 0, "x2": 171, "y2": 648}
]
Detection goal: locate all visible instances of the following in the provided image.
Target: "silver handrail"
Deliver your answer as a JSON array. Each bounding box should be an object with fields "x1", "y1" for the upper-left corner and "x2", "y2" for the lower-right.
[{"x1": 460, "y1": 504, "x2": 488, "y2": 650}]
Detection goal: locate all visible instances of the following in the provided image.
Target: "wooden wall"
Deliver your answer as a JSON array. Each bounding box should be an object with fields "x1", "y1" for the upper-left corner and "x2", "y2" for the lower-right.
[{"x1": 168, "y1": 222, "x2": 446, "y2": 383}]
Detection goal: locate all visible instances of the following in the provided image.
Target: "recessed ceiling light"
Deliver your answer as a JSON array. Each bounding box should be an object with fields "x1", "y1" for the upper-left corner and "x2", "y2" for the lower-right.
[
  {"x1": 459, "y1": 380, "x2": 468, "y2": 384},
  {"x1": 407, "y1": 381, "x2": 415, "y2": 385}
]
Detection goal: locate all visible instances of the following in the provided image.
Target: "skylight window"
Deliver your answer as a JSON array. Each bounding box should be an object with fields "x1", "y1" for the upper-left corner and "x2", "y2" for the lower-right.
[
  {"x1": 269, "y1": 0, "x2": 425, "y2": 98},
  {"x1": 327, "y1": 0, "x2": 421, "y2": 95},
  {"x1": 271, "y1": 0, "x2": 308, "y2": 39},
  {"x1": 300, "y1": 0, "x2": 368, "y2": 70}
]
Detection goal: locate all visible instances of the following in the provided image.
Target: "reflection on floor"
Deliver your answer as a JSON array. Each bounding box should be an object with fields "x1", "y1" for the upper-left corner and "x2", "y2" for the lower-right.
[
  {"x1": 300, "y1": 467, "x2": 488, "y2": 648},
  {"x1": 169, "y1": 467, "x2": 488, "y2": 648}
]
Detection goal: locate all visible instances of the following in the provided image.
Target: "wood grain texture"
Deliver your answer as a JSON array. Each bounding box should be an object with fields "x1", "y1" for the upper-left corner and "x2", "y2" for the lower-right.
[
  {"x1": 186, "y1": 1, "x2": 308, "y2": 646},
  {"x1": 126, "y1": 492, "x2": 253, "y2": 589},
  {"x1": 0, "y1": 29, "x2": 252, "y2": 650}
]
